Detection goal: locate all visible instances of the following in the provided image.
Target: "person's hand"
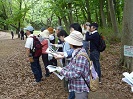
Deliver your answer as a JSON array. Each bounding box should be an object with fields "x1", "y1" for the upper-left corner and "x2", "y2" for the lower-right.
[
  {"x1": 26, "y1": 57, "x2": 30, "y2": 62},
  {"x1": 54, "y1": 54, "x2": 64, "y2": 59},
  {"x1": 56, "y1": 67, "x2": 62, "y2": 72}
]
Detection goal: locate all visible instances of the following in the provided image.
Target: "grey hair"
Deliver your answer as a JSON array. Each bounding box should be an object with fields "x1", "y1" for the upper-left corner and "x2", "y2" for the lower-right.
[{"x1": 57, "y1": 26, "x2": 63, "y2": 31}]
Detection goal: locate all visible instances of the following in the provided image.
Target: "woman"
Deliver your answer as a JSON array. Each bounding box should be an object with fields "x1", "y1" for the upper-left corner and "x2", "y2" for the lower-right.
[
  {"x1": 56, "y1": 31, "x2": 90, "y2": 99},
  {"x1": 41, "y1": 30, "x2": 51, "y2": 77}
]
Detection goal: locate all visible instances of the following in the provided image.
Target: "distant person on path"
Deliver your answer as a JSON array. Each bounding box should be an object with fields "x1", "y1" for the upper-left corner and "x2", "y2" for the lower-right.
[
  {"x1": 86, "y1": 23, "x2": 101, "y2": 83},
  {"x1": 11, "y1": 31, "x2": 14, "y2": 39},
  {"x1": 24, "y1": 26, "x2": 43, "y2": 84},
  {"x1": 20, "y1": 29, "x2": 25, "y2": 40}
]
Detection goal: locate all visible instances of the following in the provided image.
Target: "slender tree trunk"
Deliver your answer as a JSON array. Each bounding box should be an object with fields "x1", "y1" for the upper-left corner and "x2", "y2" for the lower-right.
[
  {"x1": 62, "y1": 16, "x2": 69, "y2": 33},
  {"x1": 85, "y1": 0, "x2": 91, "y2": 22},
  {"x1": 120, "y1": 0, "x2": 133, "y2": 71},
  {"x1": 68, "y1": 3, "x2": 73, "y2": 25},
  {"x1": 100, "y1": 0, "x2": 107, "y2": 27},
  {"x1": 108, "y1": 0, "x2": 119, "y2": 34}
]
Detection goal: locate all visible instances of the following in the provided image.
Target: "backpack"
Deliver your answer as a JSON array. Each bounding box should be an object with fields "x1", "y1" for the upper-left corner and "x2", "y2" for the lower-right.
[
  {"x1": 30, "y1": 36, "x2": 42, "y2": 57},
  {"x1": 98, "y1": 33, "x2": 106, "y2": 52},
  {"x1": 76, "y1": 52, "x2": 99, "y2": 92}
]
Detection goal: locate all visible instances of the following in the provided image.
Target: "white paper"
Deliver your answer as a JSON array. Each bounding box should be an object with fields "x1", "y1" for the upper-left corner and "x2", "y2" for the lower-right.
[
  {"x1": 122, "y1": 78, "x2": 133, "y2": 86},
  {"x1": 47, "y1": 65, "x2": 57, "y2": 72},
  {"x1": 46, "y1": 48, "x2": 64, "y2": 58},
  {"x1": 53, "y1": 71, "x2": 64, "y2": 80},
  {"x1": 47, "y1": 65, "x2": 64, "y2": 80},
  {"x1": 122, "y1": 72, "x2": 133, "y2": 85}
]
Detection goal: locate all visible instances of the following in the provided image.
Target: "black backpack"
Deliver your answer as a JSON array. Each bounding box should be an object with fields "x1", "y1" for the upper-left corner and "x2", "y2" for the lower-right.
[
  {"x1": 30, "y1": 36, "x2": 42, "y2": 57},
  {"x1": 98, "y1": 34, "x2": 106, "y2": 52}
]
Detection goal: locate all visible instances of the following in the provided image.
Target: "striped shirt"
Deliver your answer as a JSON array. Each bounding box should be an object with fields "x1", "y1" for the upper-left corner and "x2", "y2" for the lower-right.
[{"x1": 60, "y1": 48, "x2": 90, "y2": 93}]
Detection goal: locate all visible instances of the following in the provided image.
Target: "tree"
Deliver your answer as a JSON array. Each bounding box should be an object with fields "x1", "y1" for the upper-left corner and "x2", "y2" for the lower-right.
[
  {"x1": 120, "y1": 0, "x2": 133, "y2": 71},
  {"x1": 108, "y1": 0, "x2": 119, "y2": 34}
]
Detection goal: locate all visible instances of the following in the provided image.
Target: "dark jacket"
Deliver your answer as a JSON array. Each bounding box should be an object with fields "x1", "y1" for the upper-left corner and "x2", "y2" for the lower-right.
[{"x1": 86, "y1": 31, "x2": 100, "y2": 52}]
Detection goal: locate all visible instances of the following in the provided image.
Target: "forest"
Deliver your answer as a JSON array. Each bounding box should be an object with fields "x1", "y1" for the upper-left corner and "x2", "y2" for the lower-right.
[{"x1": 1, "y1": 0, "x2": 133, "y2": 98}]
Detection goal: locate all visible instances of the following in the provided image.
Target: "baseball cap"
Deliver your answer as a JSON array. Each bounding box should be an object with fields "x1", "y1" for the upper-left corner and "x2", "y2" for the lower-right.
[
  {"x1": 90, "y1": 23, "x2": 98, "y2": 28},
  {"x1": 24, "y1": 26, "x2": 34, "y2": 31}
]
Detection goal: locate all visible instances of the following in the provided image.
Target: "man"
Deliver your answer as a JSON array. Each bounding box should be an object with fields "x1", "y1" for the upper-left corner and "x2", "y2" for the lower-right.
[
  {"x1": 11, "y1": 30, "x2": 14, "y2": 39},
  {"x1": 24, "y1": 26, "x2": 42, "y2": 84},
  {"x1": 86, "y1": 23, "x2": 101, "y2": 83},
  {"x1": 20, "y1": 29, "x2": 25, "y2": 40}
]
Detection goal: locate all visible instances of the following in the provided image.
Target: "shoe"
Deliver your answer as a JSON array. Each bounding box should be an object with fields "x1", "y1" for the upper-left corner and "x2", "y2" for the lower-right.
[
  {"x1": 45, "y1": 74, "x2": 50, "y2": 77},
  {"x1": 32, "y1": 81, "x2": 40, "y2": 85},
  {"x1": 99, "y1": 81, "x2": 102, "y2": 84}
]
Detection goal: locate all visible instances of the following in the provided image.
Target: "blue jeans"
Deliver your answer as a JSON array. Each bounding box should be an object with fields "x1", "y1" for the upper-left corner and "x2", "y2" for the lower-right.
[
  {"x1": 90, "y1": 50, "x2": 101, "y2": 80},
  {"x1": 68, "y1": 91, "x2": 75, "y2": 99},
  {"x1": 83, "y1": 41, "x2": 89, "y2": 55},
  {"x1": 30, "y1": 57, "x2": 42, "y2": 82}
]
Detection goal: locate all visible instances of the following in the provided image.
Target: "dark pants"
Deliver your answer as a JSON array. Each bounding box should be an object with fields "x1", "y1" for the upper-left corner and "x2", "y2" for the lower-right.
[
  {"x1": 30, "y1": 57, "x2": 42, "y2": 82},
  {"x1": 42, "y1": 54, "x2": 50, "y2": 75},
  {"x1": 21, "y1": 35, "x2": 24, "y2": 40},
  {"x1": 68, "y1": 91, "x2": 75, "y2": 99},
  {"x1": 83, "y1": 40, "x2": 89, "y2": 55},
  {"x1": 90, "y1": 50, "x2": 101, "y2": 81}
]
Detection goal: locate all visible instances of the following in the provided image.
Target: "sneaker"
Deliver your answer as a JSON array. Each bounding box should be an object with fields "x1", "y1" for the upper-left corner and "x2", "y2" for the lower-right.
[
  {"x1": 32, "y1": 81, "x2": 40, "y2": 85},
  {"x1": 45, "y1": 74, "x2": 50, "y2": 77},
  {"x1": 99, "y1": 81, "x2": 102, "y2": 84}
]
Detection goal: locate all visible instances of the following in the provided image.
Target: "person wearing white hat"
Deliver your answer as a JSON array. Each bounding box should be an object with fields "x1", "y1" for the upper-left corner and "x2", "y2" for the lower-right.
[
  {"x1": 24, "y1": 26, "x2": 43, "y2": 84},
  {"x1": 56, "y1": 31, "x2": 90, "y2": 99},
  {"x1": 41, "y1": 30, "x2": 52, "y2": 77}
]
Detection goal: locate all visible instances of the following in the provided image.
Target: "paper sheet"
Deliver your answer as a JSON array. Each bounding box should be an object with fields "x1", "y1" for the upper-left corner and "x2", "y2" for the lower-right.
[{"x1": 47, "y1": 65, "x2": 64, "y2": 80}]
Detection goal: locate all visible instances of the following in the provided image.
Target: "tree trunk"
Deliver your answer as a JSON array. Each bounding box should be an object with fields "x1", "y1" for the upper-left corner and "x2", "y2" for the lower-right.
[
  {"x1": 108, "y1": 0, "x2": 119, "y2": 34},
  {"x1": 120, "y1": 0, "x2": 133, "y2": 71},
  {"x1": 85, "y1": 0, "x2": 91, "y2": 22},
  {"x1": 68, "y1": 3, "x2": 73, "y2": 25},
  {"x1": 100, "y1": 0, "x2": 107, "y2": 27},
  {"x1": 62, "y1": 16, "x2": 69, "y2": 33}
]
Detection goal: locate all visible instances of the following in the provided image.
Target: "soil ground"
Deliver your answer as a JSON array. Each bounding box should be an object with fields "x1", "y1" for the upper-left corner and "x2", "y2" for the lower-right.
[{"x1": 0, "y1": 31, "x2": 133, "y2": 99}]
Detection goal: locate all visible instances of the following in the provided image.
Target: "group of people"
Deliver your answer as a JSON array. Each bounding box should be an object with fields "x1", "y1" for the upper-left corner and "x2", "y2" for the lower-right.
[{"x1": 24, "y1": 22, "x2": 101, "y2": 99}]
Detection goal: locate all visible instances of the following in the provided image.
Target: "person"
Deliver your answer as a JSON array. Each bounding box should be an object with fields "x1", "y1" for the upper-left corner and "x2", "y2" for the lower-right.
[
  {"x1": 86, "y1": 22, "x2": 101, "y2": 83},
  {"x1": 11, "y1": 30, "x2": 14, "y2": 39},
  {"x1": 41, "y1": 30, "x2": 51, "y2": 77},
  {"x1": 69, "y1": 23, "x2": 82, "y2": 33},
  {"x1": 37, "y1": 27, "x2": 45, "y2": 42},
  {"x1": 82, "y1": 22, "x2": 91, "y2": 55},
  {"x1": 20, "y1": 29, "x2": 25, "y2": 40},
  {"x1": 56, "y1": 31, "x2": 90, "y2": 99},
  {"x1": 56, "y1": 30, "x2": 70, "y2": 65},
  {"x1": 55, "y1": 26, "x2": 64, "y2": 52},
  {"x1": 47, "y1": 27, "x2": 56, "y2": 44},
  {"x1": 24, "y1": 26, "x2": 43, "y2": 84}
]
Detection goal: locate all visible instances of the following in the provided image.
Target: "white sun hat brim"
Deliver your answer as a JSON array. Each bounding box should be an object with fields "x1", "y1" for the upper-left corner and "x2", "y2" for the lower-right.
[{"x1": 64, "y1": 31, "x2": 83, "y2": 46}]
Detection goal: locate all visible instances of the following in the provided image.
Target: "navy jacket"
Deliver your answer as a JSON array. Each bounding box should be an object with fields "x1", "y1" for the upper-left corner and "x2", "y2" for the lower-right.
[{"x1": 86, "y1": 31, "x2": 100, "y2": 52}]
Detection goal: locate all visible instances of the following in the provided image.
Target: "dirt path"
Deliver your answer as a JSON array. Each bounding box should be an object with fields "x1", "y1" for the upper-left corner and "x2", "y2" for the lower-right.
[
  {"x1": 0, "y1": 31, "x2": 18, "y2": 40},
  {"x1": 0, "y1": 32, "x2": 132, "y2": 99}
]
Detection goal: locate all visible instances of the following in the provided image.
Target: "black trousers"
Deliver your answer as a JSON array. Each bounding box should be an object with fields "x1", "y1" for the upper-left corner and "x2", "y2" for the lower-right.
[{"x1": 42, "y1": 54, "x2": 49, "y2": 75}]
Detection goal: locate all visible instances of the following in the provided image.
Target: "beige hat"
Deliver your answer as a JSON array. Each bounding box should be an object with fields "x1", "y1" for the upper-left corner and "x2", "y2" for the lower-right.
[
  {"x1": 40, "y1": 30, "x2": 49, "y2": 38},
  {"x1": 64, "y1": 31, "x2": 83, "y2": 46}
]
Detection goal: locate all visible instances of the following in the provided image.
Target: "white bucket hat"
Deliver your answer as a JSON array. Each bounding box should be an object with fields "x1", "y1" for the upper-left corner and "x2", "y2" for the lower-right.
[
  {"x1": 40, "y1": 30, "x2": 49, "y2": 38},
  {"x1": 64, "y1": 31, "x2": 83, "y2": 46}
]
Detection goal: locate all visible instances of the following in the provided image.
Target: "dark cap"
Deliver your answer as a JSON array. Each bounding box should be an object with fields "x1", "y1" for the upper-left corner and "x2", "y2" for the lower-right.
[{"x1": 90, "y1": 23, "x2": 98, "y2": 28}]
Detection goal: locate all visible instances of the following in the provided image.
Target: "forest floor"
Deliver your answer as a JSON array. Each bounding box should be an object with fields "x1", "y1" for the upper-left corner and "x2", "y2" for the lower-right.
[{"x1": 0, "y1": 31, "x2": 133, "y2": 99}]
